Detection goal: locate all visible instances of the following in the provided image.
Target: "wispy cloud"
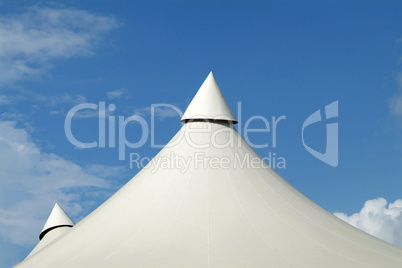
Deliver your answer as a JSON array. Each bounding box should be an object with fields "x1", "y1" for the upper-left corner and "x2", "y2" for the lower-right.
[
  {"x1": 0, "y1": 94, "x2": 26, "y2": 105},
  {"x1": 0, "y1": 6, "x2": 122, "y2": 266},
  {"x1": 48, "y1": 93, "x2": 87, "y2": 106},
  {"x1": 0, "y1": 112, "x2": 25, "y2": 122},
  {"x1": 70, "y1": 109, "x2": 101, "y2": 119},
  {"x1": 107, "y1": 88, "x2": 128, "y2": 100},
  {"x1": 389, "y1": 94, "x2": 402, "y2": 117},
  {"x1": 133, "y1": 104, "x2": 183, "y2": 120},
  {"x1": 85, "y1": 164, "x2": 127, "y2": 179},
  {"x1": 69, "y1": 106, "x2": 115, "y2": 119},
  {"x1": 0, "y1": 94, "x2": 12, "y2": 105},
  {"x1": 47, "y1": 94, "x2": 88, "y2": 115},
  {"x1": 389, "y1": 49, "x2": 402, "y2": 120},
  {"x1": 334, "y1": 198, "x2": 402, "y2": 247},
  {"x1": 0, "y1": 6, "x2": 119, "y2": 86}
]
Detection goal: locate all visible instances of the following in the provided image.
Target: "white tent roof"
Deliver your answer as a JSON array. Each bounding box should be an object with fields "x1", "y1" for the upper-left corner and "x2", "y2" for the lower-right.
[{"x1": 16, "y1": 73, "x2": 402, "y2": 267}]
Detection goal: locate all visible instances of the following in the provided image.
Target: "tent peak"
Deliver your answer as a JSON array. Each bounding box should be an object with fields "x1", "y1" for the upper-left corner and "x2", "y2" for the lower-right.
[
  {"x1": 39, "y1": 203, "x2": 74, "y2": 240},
  {"x1": 181, "y1": 72, "x2": 238, "y2": 124}
]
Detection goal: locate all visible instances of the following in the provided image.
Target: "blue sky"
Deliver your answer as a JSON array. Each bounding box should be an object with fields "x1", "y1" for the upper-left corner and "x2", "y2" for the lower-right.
[{"x1": 1, "y1": 1, "x2": 402, "y2": 267}]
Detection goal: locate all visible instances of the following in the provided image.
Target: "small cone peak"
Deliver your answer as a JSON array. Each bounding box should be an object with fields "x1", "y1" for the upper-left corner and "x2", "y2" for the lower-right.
[
  {"x1": 181, "y1": 72, "x2": 238, "y2": 124},
  {"x1": 39, "y1": 203, "x2": 74, "y2": 240}
]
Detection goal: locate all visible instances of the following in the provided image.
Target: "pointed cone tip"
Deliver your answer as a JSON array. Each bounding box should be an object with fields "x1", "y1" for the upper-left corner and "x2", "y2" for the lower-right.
[
  {"x1": 181, "y1": 72, "x2": 238, "y2": 124},
  {"x1": 39, "y1": 203, "x2": 74, "y2": 240}
]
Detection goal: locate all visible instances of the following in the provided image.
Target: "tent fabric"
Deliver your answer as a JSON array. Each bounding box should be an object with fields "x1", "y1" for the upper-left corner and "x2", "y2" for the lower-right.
[{"x1": 27, "y1": 226, "x2": 73, "y2": 259}]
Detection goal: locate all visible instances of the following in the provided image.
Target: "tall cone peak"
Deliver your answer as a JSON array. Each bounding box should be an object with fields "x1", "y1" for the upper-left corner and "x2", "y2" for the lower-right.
[
  {"x1": 181, "y1": 72, "x2": 238, "y2": 124},
  {"x1": 39, "y1": 203, "x2": 74, "y2": 240}
]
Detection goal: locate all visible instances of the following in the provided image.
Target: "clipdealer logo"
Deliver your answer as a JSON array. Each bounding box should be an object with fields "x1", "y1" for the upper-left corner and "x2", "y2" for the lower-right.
[{"x1": 64, "y1": 100, "x2": 339, "y2": 168}]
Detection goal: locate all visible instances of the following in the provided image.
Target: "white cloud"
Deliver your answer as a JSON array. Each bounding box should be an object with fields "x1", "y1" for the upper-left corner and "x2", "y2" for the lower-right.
[
  {"x1": 70, "y1": 109, "x2": 101, "y2": 119},
  {"x1": 0, "y1": 121, "x2": 122, "y2": 246},
  {"x1": 0, "y1": 94, "x2": 12, "y2": 104},
  {"x1": 334, "y1": 198, "x2": 402, "y2": 247},
  {"x1": 0, "y1": 112, "x2": 25, "y2": 121},
  {"x1": 133, "y1": 104, "x2": 183, "y2": 120},
  {"x1": 0, "y1": 6, "x2": 119, "y2": 85},
  {"x1": 85, "y1": 164, "x2": 127, "y2": 179},
  {"x1": 47, "y1": 93, "x2": 88, "y2": 114},
  {"x1": 389, "y1": 94, "x2": 402, "y2": 117},
  {"x1": 48, "y1": 93, "x2": 87, "y2": 106},
  {"x1": 388, "y1": 72, "x2": 402, "y2": 118},
  {"x1": 0, "y1": 94, "x2": 26, "y2": 105},
  {"x1": 69, "y1": 106, "x2": 113, "y2": 119},
  {"x1": 107, "y1": 88, "x2": 128, "y2": 99}
]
